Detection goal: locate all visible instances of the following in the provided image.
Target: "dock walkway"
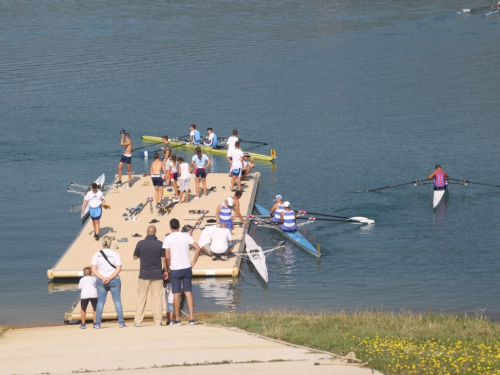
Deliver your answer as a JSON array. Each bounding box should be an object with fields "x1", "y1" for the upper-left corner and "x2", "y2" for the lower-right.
[{"x1": 47, "y1": 172, "x2": 259, "y2": 322}]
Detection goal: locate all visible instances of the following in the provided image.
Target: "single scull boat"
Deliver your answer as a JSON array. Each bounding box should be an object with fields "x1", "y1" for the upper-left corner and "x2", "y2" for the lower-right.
[
  {"x1": 432, "y1": 188, "x2": 448, "y2": 210},
  {"x1": 245, "y1": 234, "x2": 268, "y2": 282}
]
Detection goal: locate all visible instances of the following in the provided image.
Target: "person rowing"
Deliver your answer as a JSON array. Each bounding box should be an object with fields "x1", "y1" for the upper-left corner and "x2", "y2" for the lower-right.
[
  {"x1": 203, "y1": 127, "x2": 218, "y2": 148},
  {"x1": 428, "y1": 165, "x2": 450, "y2": 191},
  {"x1": 269, "y1": 195, "x2": 284, "y2": 223},
  {"x1": 280, "y1": 201, "x2": 296, "y2": 232},
  {"x1": 189, "y1": 124, "x2": 201, "y2": 145}
]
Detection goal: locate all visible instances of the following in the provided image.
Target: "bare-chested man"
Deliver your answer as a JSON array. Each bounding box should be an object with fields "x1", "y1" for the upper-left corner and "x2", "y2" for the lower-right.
[
  {"x1": 161, "y1": 135, "x2": 172, "y2": 186},
  {"x1": 151, "y1": 152, "x2": 168, "y2": 208},
  {"x1": 117, "y1": 132, "x2": 133, "y2": 187},
  {"x1": 232, "y1": 190, "x2": 249, "y2": 227}
]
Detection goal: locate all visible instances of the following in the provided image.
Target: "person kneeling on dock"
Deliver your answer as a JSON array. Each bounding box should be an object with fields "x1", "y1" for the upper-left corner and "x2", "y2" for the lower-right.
[
  {"x1": 163, "y1": 219, "x2": 202, "y2": 325},
  {"x1": 82, "y1": 183, "x2": 107, "y2": 241},
  {"x1": 200, "y1": 223, "x2": 235, "y2": 261},
  {"x1": 216, "y1": 197, "x2": 234, "y2": 230},
  {"x1": 280, "y1": 201, "x2": 297, "y2": 232}
]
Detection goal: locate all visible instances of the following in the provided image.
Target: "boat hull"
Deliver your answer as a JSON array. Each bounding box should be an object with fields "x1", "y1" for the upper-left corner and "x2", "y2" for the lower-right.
[
  {"x1": 433, "y1": 188, "x2": 447, "y2": 209},
  {"x1": 141, "y1": 135, "x2": 275, "y2": 162},
  {"x1": 245, "y1": 234, "x2": 268, "y2": 282},
  {"x1": 82, "y1": 173, "x2": 106, "y2": 221},
  {"x1": 486, "y1": 9, "x2": 500, "y2": 16},
  {"x1": 254, "y1": 204, "x2": 320, "y2": 258}
]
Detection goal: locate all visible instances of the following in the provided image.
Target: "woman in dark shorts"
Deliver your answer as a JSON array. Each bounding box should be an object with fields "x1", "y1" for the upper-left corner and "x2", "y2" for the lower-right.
[{"x1": 190, "y1": 146, "x2": 212, "y2": 199}]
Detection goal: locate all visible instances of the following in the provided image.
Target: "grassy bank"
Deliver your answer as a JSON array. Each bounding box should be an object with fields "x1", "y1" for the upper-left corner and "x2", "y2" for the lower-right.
[{"x1": 205, "y1": 310, "x2": 500, "y2": 375}]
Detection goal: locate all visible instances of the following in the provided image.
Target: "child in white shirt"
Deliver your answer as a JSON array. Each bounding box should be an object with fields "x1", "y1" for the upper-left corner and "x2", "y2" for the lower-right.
[
  {"x1": 78, "y1": 267, "x2": 98, "y2": 329},
  {"x1": 164, "y1": 278, "x2": 175, "y2": 325}
]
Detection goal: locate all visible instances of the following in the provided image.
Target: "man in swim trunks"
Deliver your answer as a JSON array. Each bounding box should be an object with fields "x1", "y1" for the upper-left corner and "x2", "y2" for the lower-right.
[
  {"x1": 82, "y1": 183, "x2": 107, "y2": 241},
  {"x1": 118, "y1": 132, "x2": 133, "y2": 187},
  {"x1": 189, "y1": 124, "x2": 201, "y2": 145},
  {"x1": 150, "y1": 152, "x2": 168, "y2": 208},
  {"x1": 232, "y1": 190, "x2": 249, "y2": 227},
  {"x1": 216, "y1": 197, "x2": 234, "y2": 230},
  {"x1": 161, "y1": 135, "x2": 172, "y2": 186}
]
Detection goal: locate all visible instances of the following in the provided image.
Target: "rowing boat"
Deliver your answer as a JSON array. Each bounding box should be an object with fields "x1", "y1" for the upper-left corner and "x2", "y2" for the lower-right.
[
  {"x1": 433, "y1": 188, "x2": 448, "y2": 210},
  {"x1": 82, "y1": 173, "x2": 105, "y2": 221},
  {"x1": 254, "y1": 204, "x2": 320, "y2": 258},
  {"x1": 486, "y1": 9, "x2": 500, "y2": 15},
  {"x1": 141, "y1": 135, "x2": 275, "y2": 163},
  {"x1": 245, "y1": 234, "x2": 268, "y2": 282}
]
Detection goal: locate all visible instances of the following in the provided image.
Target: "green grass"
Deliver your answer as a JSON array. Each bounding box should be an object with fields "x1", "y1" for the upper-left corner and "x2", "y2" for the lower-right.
[{"x1": 204, "y1": 310, "x2": 500, "y2": 375}]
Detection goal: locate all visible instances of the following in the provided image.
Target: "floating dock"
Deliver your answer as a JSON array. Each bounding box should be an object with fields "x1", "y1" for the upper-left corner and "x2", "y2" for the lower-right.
[{"x1": 48, "y1": 172, "x2": 259, "y2": 322}]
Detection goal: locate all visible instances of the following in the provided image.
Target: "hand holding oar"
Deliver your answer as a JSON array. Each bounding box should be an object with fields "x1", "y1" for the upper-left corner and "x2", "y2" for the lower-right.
[
  {"x1": 294, "y1": 209, "x2": 375, "y2": 223},
  {"x1": 448, "y1": 178, "x2": 500, "y2": 188},
  {"x1": 362, "y1": 179, "x2": 430, "y2": 192}
]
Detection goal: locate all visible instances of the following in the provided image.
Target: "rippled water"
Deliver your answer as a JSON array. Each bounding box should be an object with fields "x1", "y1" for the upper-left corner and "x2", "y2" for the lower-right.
[{"x1": 1, "y1": 0, "x2": 500, "y2": 325}]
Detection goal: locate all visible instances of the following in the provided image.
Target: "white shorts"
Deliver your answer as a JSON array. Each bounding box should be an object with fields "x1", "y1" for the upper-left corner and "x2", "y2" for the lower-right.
[{"x1": 180, "y1": 178, "x2": 190, "y2": 192}]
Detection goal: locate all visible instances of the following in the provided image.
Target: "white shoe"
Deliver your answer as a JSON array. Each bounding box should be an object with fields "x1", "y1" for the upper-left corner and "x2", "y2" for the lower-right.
[
  {"x1": 204, "y1": 195, "x2": 209, "y2": 198},
  {"x1": 194, "y1": 197, "x2": 199, "y2": 200}
]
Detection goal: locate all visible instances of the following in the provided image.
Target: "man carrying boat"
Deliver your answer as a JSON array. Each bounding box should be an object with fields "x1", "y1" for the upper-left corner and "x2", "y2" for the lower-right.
[
  {"x1": 117, "y1": 131, "x2": 133, "y2": 187},
  {"x1": 203, "y1": 127, "x2": 218, "y2": 148},
  {"x1": 216, "y1": 197, "x2": 234, "y2": 230},
  {"x1": 150, "y1": 152, "x2": 168, "y2": 208},
  {"x1": 428, "y1": 165, "x2": 450, "y2": 190},
  {"x1": 82, "y1": 183, "x2": 107, "y2": 241},
  {"x1": 280, "y1": 201, "x2": 297, "y2": 232},
  {"x1": 269, "y1": 195, "x2": 284, "y2": 223},
  {"x1": 189, "y1": 124, "x2": 201, "y2": 145}
]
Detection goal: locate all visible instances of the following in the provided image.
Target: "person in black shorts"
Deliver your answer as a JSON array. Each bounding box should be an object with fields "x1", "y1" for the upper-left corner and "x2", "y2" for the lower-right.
[{"x1": 78, "y1": 267, "x2": 98, "y2": 329}]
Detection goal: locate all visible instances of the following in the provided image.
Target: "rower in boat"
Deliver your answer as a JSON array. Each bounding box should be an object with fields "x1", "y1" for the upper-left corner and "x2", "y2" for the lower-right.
[
  {"x1": 428, "y1": 165, "x2": 450, "y2": 191},
  {"x1": 189, "y1": 124, "x2": 201, "y2": 145},
  {"x1": 203, "y1": 127, "x2": 218, "y2": 148},
  {"x1": 280, "y1": 201, "x2": 297, "y2": 232},
  {"x1": 269, "y1": 195, "x2": 284, "y2": 223},
  {"x1": 216, "y1": 197, "x2": 234, "y2": 230}
]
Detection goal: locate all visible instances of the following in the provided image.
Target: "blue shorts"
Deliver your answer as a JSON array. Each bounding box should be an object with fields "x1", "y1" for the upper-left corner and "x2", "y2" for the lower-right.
[
  {"x1": 89, "y1": 206, "x2": 102, "y2": 220},
  {"x1": 219, "y1": 218, "x2": 233, "y2": 230},
  {"x1": 231, "y1": 168, "x2": 242, "y2": 177},
  {"x1": 170, "y1": 172, "x2": 178, "y2": 182},
  {"x1": 152, "y1": 177, "x2": 163, "y2": 187},
  {"x1": 166, "y1": 301, "x2": 174, "y2": 313},
  {"x1": 170, "y1": 267, "x2": 192, "y2": 294},
  {"x1": 119, "y1": 155, "x2": 132, "y2": 164},
  {"x1": 195, "y1": 168, "x2": 206, "y2": 178}
]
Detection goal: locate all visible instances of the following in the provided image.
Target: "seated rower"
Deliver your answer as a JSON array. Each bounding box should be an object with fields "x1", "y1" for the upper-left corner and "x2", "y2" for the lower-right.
[
  {"x1": 203, "y1": 127, "x2": 218, "y2": 148},
  {"x1": 269, "y1": 195, "x2": 284, "y2": 223},
  {"x1": 189, "y1": 124, "x2": 201, "y2": 145},
  {"x1": 241, "y1": 153, "x2": 255, "y2": 180},
  {"x1": 280, "y1": 201, "x2": 296, "y2": 232},
  {"x1": 216, "y1": 197, "x2": 234, "y2": 230},
  {"x1": 428, "y1": 164, "x2": 449, "y2": 190},
  {"x1": 200, "y1": 223, "x2": 235, "y2": 261}
]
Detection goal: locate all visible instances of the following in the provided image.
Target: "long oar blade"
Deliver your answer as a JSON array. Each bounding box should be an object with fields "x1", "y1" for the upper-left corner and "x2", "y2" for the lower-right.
[
  {"x1": 449, "y1": 178, "x2": 500, "y2": 188},
  {"x1": 295, "y1": 216, "x2": 374, "y2": 225},
  {"x1": 363, "y1": 179, "x2": 430, "y2": 192}
]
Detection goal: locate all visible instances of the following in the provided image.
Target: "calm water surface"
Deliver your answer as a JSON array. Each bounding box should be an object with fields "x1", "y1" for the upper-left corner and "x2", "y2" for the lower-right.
[{"x1": 1, "y1": 0, "x2": 500, "y2": 325}]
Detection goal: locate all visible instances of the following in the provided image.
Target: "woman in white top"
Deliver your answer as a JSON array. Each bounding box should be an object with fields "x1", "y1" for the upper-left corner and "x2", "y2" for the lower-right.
[
  {"x1": 167, "y1": 154, "x2": 180, "y2": 202},
  {"x1": 191, "y1": 146, "x2": 212, "y2": 199},
  {"x1": 91, "y1": 236, "x2": 124, "y2": 329},
  {"x1": 177, "y1": 157, "x2": 192, "y2": 204}
]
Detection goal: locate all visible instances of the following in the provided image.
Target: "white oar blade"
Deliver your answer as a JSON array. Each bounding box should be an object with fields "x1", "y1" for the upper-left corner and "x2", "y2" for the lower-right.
[
  {"x1": 350, "y1": 216, "x2": 375, "y2": 225},
  {"x1": 462, "y1": 8, "x2": 470, "y2": 12}
]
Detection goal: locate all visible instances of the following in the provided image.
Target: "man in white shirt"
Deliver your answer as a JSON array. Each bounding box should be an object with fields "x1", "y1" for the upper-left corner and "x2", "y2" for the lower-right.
[
  {"x1": 81, "y1": 183, "x2": 107, "y2": 241},
  {"x1": 162, "y1": 218, "x2": 202, "y2": 325},
  {"x1": 225, "y1": 129, "x2": 238, "y2": 174},
  {"x1": 228, "y1": 141, "x2": 244, "y2": 191},
  {"x1": 200, "y1": 223, "x2": 234, "y2": 261}
]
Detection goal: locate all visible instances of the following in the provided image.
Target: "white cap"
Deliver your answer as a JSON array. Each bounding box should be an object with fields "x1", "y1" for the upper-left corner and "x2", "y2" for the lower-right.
[
  {"x1": 283, "y1": 201, "x2": 291, "y2": 208},
  {"x1": 274, "y1": 195, "x2": 282, "y2": 201},
  {"x1": 226, "y1": 197, "x2": 234, "y2": 207}
]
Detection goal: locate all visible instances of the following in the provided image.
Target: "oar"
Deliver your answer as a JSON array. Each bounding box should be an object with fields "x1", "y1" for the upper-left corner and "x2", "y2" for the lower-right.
[
  {"x1": 462, "y1": 5, "x2": 494, "y2": 12},
  {"x1": 362, "y1": 179, "x2": 430, "y2": 192},
  {"x1": 295, "y1": 216, "x2": 373, "y2": 224},
  {"x1": 190, "y1": 210, "x2": 209, "y2": 235},
  {"x1": 132, "y1": 141, "x2": 163, "y2": 152},
  {"x1": 294, "y1": 209, "x2": 372, "y2": 221},
  {"x1": 448, "y1": 178, "x2": 500, "y2": 188},
  {"x1": 218, "y1": 137, "x2": 270, "y2": 146}
]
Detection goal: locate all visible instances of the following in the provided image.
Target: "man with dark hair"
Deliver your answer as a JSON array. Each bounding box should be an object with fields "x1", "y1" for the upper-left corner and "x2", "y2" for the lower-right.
[
  {"x1": 162, "y1": 218, "x2": 202, "y2": 325},
  {"x1": 189, "y1": 124, "x2": 201, "y2": 145},
  {"x1": 204, "y1": 128, "x2": 218, "y2": 148},
  {"x1": 161, "y1": 135, "x2": 172, "y2": 162},
  {"x1": 428, "y1": 165, "x2": 450, "y2": 190},
  {"x1": 232, "y1": 190, "x2": 249, "y2": 227},
  {"x1": 150, "y1": 152, "x2": 168, "y2": 208},
  {"x1": 117, "y1": 132, "x2": 133, "y2": 187},
  {"x1": 133, "y1": 225, "x2": 166, "y2": 327}
]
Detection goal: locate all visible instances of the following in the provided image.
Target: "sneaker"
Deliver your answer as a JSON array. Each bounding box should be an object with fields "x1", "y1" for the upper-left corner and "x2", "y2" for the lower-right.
[
  {"x1": 119, "y1": 322, "x2": 126, "y2": 328},
  {"x1": 221, "y1": 255, "x2": 228, "y2": 261},
  {"x1": 156, "y1": 203, "x2": 161, "y2": 208},
  {"x1": 174, "y1": 320, "x2": 182, "y2": 325},
  {"x1": 189, "y1": 319, "x2": 195, "y2": 325},
  {"x1": 117, "y1": 180, "x2": 122, "y2": 185},
  {"x1": 94, "y1": 234, "x2": 99, "y2": 241},
  {"x1": 204, "y1": 195, "x2": 209, "y2": 198},
  {"x1": 134, "y1": 324, "x2": 141, "y2": 327},
  {"x1": 194, "y1": 196, "x2": 199, "y2": 200},
  {"x1": 80, "y1": 323, "x2": 86, "y2": 329},
  {"x1": 93, "y1": 323, "x2": 101, "y2": 329},
  {"x1": 166, "y1": 320, "x2": 171, "y2": 326},
  {"x1": 212, "y1": 255, "x2": 217, "y2": 260},
  {"x1": 172, "y1": 198, "x2": 180, "y2": 203}
]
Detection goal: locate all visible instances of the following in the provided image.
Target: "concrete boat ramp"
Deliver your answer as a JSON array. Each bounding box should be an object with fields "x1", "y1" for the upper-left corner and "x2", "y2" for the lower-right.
[{"x1": 48, "y1": 172, "x2": 259, "y2": 322}]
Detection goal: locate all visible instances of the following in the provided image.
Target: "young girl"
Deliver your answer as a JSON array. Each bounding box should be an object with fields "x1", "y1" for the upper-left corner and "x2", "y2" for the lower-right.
[
  {"x1": 78, "y1": 266, "x2": 98, "y2": 329},
  {"x1": 191, "y1": 146, "x2": 211, "y2": 199},
  {"x1": 164, "y1": 278, "x2": 175, "y2": 325},
  {"x1": 167, "y1": 154, "x2": 180, "y2": 202},
  {"x1": 177, "y1": 157, "x2": 192, "y2": 204}
]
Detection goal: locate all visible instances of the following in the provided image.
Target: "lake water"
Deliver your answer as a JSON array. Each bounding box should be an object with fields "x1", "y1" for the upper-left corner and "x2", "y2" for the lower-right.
[{"x1": 1, "y1": 0, "x2": 500, "y2": 325}]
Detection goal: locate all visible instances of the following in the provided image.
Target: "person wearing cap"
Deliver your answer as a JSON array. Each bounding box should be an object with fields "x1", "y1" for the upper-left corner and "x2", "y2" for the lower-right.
[
  {"x1": 269, "y1": 195, "x2": 284, "y2": 223},
  {"x1": 280, "y1": 201, "x2": 296, "y2": 232},
  {"x1": 241, "y1": 152, "x2": 254, "y2": 181},
  {"x1": 216, "y1": 197, "x2": 234, "y2": 230}
]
